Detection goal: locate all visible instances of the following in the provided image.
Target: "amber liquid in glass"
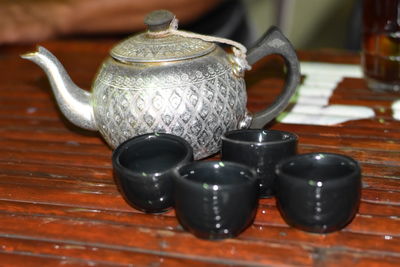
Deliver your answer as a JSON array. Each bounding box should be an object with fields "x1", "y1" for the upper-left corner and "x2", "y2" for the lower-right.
[{"x1": 362, "y1": 0, "x2": 400, "y2": 91}]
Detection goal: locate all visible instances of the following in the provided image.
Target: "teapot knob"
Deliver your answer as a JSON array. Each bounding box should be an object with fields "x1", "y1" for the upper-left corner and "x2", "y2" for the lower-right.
[{"x1": 144, "y1": 10, "x2": 175, "y2": 32}]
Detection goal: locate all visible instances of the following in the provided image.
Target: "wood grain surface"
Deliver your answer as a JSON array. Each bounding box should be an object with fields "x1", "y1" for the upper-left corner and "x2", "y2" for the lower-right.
[{"x1": 0, "y1": 40, "x2": 399, "y2": 266}]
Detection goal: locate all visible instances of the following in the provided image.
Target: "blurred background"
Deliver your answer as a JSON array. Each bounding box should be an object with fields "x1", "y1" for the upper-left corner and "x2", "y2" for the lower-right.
[
  {"x1": 245, "y1": 0, "x2": 361, "y2": 50},
  {"x1": 0, "y1": 0, "x2": 362, "y2": 51}
]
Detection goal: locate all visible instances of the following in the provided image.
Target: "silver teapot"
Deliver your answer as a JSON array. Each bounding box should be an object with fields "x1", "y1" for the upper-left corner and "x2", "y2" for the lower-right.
[{"x1": 22, "y1": 10, "x2": 300, "y2": 159}]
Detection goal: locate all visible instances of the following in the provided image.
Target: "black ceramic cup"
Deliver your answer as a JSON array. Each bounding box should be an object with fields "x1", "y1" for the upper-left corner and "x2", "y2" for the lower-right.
[
  {"x1": 275, "y1": 152, "x2": 361, "y2": 233},
  {"x1": 221, "y1": 129, "x2": 298, "y2": 197},
  {"x1": 174, "y1": 161, "x2": 259, "y2": 240},
  {"x1": 112, "y1": 133, "x2": 193, "y2": 213}
]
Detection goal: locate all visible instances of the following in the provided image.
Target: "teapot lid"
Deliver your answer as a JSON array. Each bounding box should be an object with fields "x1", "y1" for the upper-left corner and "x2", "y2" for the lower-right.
[{"x1": 110, "y1": 10, "x2": 216, "y2": 63}]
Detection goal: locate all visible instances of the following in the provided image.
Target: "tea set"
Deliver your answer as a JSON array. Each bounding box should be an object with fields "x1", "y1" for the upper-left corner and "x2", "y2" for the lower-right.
[
  {"x1": 22, "y1": 10, "x2": 361, "y2": 239},
  {"x1": 112, "y1": 131, "x2": 361, "y2": 239}
]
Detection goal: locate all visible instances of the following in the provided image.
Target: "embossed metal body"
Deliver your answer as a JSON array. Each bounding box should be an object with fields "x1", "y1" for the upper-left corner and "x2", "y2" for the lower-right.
[
  {"x1": 21, "y1": 10, "x2": 300, "y2": 159},
  {"x1": 93, "y1": 47, "x2": 250, "y2": 159}
]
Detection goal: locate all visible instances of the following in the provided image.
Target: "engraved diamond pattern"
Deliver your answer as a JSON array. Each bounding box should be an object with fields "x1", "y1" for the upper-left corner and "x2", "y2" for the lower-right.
[{"x1": 92, "y1": 60, "x2": 248, "y2": 159}]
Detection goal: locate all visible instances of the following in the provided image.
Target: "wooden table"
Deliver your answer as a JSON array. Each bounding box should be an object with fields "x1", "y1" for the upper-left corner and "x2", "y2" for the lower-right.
[{"x1": 0, "y1": 40, "x2": 399, "y2": 266}]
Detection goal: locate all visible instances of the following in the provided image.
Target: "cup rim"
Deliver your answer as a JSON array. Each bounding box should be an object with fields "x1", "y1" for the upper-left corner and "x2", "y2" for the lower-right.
[
  {"x1": 112, "y1": 132, "x2": 193, "y2": 177},
  {"x1": 275, "y1": 152, "x2": 361, "y2": 183},
  {"x1": 221, "y1": 129, "x2": 298, "y2": 146},
  {"x1": 175, "y1": 160, "x2": 258, "y2": 189}
]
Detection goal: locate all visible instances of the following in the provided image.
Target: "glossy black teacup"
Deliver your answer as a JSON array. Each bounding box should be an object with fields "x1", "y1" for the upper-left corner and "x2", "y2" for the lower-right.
[
  {"x1": 275, "y1": 152, "x2": 361, "y2": 233},
  {"x1": 112, "y1": 133, "x2": 193, "y2": 213},
  {"x1": 174, "y1": 161, "x2": 259, "y2": 240},
  {"x1": 221, "y1": 129, "x2": 298, "y2": 197}
]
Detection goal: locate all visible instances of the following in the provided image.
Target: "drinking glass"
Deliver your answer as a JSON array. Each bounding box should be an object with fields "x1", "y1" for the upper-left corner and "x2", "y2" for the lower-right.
[{"x1": 362, "y1": 0, "x2": 400, "y2": 92}]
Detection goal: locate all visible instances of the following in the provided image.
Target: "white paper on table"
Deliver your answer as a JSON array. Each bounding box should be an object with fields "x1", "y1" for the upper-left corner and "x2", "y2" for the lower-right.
[
  {"x1": 278, "y1": 62, "x2": 375, "y2": 126},
  {"x1": 279, "y1": 104, "x2": 375, "y2": 125},
  {"x1": 391, "y1": 100, "x2": 400, "y2": 120}
]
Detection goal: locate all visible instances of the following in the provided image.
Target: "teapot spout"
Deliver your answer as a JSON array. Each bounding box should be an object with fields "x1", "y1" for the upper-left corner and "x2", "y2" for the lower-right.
[{"x1": 21, "y1": 46, "x2": 97, "y2": 131}]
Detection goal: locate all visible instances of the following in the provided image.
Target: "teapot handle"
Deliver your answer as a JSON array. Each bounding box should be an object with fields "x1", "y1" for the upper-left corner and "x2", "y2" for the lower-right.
[{"x1": 246, "y1": 26, "x2": 300, "y2": 128}]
